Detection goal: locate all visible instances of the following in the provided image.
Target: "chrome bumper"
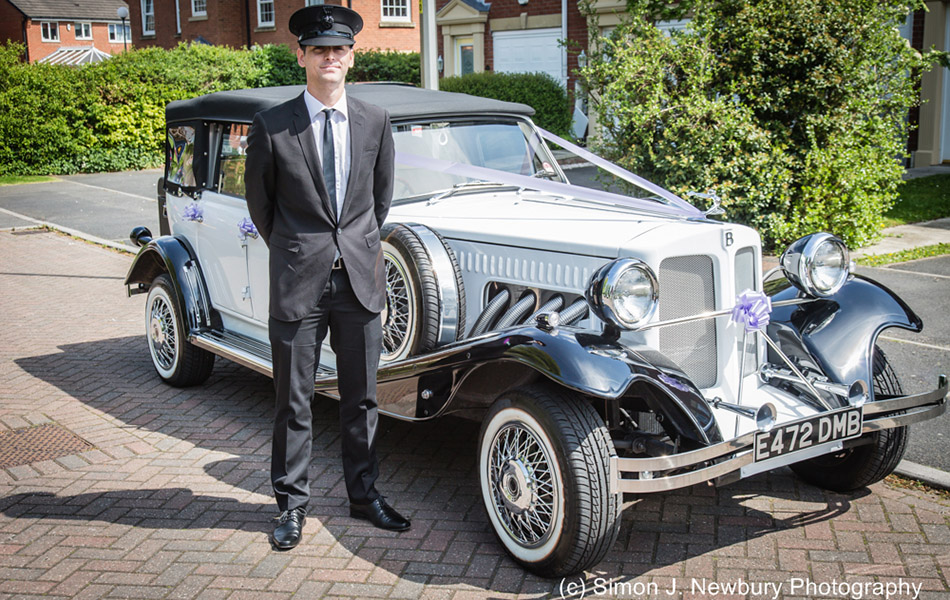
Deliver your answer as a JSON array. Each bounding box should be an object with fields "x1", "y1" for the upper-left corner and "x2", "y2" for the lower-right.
[{"x1": 611, "y1": 379, "x2": 947, "y2": 494}]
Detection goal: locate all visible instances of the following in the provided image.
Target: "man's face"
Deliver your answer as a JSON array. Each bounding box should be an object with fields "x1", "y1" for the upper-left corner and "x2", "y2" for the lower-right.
[{"x1": 297, "y1": 44, "x2": 354, "y2": 89}]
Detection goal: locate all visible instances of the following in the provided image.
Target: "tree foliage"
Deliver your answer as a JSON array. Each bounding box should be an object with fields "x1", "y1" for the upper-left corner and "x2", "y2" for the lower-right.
[{"x1": 577, "y1": 0, "x2": 941, "y2": 249}]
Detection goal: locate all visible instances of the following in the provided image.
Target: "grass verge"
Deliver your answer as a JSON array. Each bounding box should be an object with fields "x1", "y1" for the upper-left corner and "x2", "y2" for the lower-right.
[
  {"x1": 0, "y1": 174, "x2": 55, "y2": 185},
  {"x1": 885, "y1": 174, "x2": 950, "y2": 228},
  {"x1": 856, "y1": 243, "x2": 950, "y2": 267}
]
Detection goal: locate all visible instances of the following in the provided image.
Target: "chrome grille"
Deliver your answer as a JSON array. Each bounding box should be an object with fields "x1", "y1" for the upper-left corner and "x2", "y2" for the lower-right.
[
  {"x1": 659, "y1": 255, "x2": 718, "y2": 388},
  {"x1": 735, "y1": 247, "x2": 758, "y2": 372}
]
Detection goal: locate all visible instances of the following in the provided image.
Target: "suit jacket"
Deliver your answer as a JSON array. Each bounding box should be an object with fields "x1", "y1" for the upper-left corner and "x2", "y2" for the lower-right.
[{"x1": 245, "y1": 92, "x2": 394, "y2": 321}]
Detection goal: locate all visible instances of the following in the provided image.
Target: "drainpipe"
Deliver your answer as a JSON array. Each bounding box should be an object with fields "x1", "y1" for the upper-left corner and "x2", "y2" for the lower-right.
[
  {"x1": 244, "y1": 0, "x2": 251, "y2": 48},
  {"x1": 561, "y1": 0, "x2": 567, "y2": 86}
]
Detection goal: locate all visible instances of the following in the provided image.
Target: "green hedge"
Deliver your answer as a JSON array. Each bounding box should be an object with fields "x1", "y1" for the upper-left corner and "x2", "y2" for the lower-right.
[
  {"x1": 0, "y1": 42, "x2": 419, "y2": 176},
  {"x1": 439, "y1": 71, "x2": 571, "y2": 137}
]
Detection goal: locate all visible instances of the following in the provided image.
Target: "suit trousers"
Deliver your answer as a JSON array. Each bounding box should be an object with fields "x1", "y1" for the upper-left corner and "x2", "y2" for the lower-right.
[{"x1": 269, "y1": 267, "x2": 383, "y2": 511}]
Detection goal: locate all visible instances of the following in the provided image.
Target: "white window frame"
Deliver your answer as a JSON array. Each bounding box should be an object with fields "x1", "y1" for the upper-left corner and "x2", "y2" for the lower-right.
[
  {"x1": 175, "y1": 0, "x2": 181, "y2": 34},
  {"x1": 305, "y1": 0, "x2": 324, "y2": 5},
  {"x1": 108, "y1": 22, "x2": 131, "y2": 42},
  {"x1": 380, "y1": 0, "x2": 410, "y2": 23},
  {"x1": 40, "y1": 21, "x2": 59, "y2": 42},
  {"x1": 257, "y1": 0, "x2": 275, "y2": 27},
  {"x1": 141, "y1": 0, "x2": 155, "y2": 35},
  {"x1": 75, "y1": 22, "x2": 92, "y2": 40},
  {"x1": 191, "y1": 0, "x2": 207, "y2": 17}
]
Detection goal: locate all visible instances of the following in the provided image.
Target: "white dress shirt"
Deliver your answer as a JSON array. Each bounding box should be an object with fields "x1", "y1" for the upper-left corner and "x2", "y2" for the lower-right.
[{"x1": 303, "y1": 89, "x2": 350, "y2": 220}]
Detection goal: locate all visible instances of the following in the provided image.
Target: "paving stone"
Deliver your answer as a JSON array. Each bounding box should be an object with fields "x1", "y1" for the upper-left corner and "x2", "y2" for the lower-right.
[{"x1": 1, "y1": 229, "x2": 950, "y2": 600}]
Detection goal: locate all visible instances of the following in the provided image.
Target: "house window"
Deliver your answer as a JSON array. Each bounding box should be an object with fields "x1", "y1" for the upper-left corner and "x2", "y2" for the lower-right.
[
  {"x1": 258, "y1": 0, "x2": 275, "y2": 27},
  {"x1": 305, "y1": 0, "x2": 324, "y2": 5},
  {"x1": 75, "y1": 22, "x2": 92, "y2": 40},
  {"x1": 381, "y1": 0, "x2": 409, "y2": 22},
  {"x1": 141, "y1": 0, "x2": 155, "y2": 35},
  {"x1": 40, "y1": 22, "x2": 59, "y2": 42},
  {"x1": 109, "y1": 23, "x2": 131, "y2": 42},
  {"x1": 191, "y1": 0, "x2": 207, "y2": 16}
]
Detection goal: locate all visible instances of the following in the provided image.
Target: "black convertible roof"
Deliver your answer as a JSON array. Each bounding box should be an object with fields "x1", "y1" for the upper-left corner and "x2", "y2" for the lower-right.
[{"x1": 165, "y1": 83, "x2": 535, "y2": 124}]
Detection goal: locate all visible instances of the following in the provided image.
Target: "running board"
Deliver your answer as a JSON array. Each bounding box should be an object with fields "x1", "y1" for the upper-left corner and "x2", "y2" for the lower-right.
[{"x1": 189, "y1": 330, "x2": 337, "y2": 381}]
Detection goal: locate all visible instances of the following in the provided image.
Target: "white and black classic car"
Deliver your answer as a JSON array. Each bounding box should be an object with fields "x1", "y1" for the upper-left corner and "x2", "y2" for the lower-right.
[{"x1": 126, "y1": 83, "x2": 946, "y2": 577}]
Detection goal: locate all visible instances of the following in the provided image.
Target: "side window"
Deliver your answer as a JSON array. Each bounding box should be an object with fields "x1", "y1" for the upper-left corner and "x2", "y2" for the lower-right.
[
  {"x1": 166, "y1": 126, "x2": 197, "y2": 187},
  {"x1": 218, "y1": 123, "x2": 250, "y2": 198}
]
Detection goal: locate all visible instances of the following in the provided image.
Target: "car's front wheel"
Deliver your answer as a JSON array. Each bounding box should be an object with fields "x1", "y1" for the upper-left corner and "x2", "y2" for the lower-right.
[
  {"x1": 145, "y1": 274, "x2": 214, "y2": 387},
  {"x1": 790, "y1": 346, "x2": 908, "y2": 491},
  {"x1": 478, "y1": 385, "x2": 621, "y2": 577}
]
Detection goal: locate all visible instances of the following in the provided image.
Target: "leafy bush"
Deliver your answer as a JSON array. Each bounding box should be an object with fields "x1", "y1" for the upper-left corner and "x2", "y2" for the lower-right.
[
  {"x1": 350, "y1": 50, "x2": 420, "y2": 84},
  {"x1": 440, "y1": 71, "x2": 571, "y2": 137},
  {"x1": 577, "y1": 0, "x2": 941, "y2": 249},
  {"x1": 0, "y1": 41, "x2": 418, "y2": 176}
]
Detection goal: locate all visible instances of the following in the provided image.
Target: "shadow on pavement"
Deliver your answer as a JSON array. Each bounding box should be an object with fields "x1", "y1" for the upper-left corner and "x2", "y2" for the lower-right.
[{"x1": 12, "y1": 336, "x2": 868, "y2": 591}]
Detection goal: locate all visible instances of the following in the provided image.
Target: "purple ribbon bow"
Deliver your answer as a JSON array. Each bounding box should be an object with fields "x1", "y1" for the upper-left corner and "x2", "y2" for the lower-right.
[
  {"x1": 181, "y1": 203, "x2": 203, "y2": 222},
  {"x1": 238, "y1": 217, "x2": 258, "y2": 240},
  {"x1": 731, "y1": 289, "x2": 772, "y2": 332}
]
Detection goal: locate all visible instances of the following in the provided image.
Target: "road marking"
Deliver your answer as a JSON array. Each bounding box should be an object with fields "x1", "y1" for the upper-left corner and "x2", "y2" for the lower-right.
[
  {"x1": 0, "y1": 206, "x2": 137, "y2": 253},
  {"x1": 879, "y1": 335, "x2": 950, "y2": 352},
  {"x1": 58, "y1": 178, "x2": 156, "y2": 202}
]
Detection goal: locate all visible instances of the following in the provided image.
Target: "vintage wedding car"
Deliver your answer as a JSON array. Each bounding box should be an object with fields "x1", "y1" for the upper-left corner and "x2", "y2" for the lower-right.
[{"x1": 126, "y1": 83, "x2": 946, "y2": 577}]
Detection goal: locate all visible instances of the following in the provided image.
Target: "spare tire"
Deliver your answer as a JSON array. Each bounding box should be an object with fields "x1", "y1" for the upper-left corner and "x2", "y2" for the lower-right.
[{"x1": 380, "y1": 223, "x2": 466, "y2": 362}]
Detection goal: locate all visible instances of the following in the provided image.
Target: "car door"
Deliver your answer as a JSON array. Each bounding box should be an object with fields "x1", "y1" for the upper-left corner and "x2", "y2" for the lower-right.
[{"x1": 194, "y1": 122, "x2": 255, "y2": 320}]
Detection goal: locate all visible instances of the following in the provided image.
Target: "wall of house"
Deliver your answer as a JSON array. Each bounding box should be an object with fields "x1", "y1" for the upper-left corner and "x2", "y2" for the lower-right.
[
  {"x1": 0, "y1": 1, "x2": 26, "y2": 58},
  {"x1": 128, "y1": 0, "x2": 419, "y2": 52},
  {"x1": 915, "y1": 0, "x2": 949, "y2": 166},
  {"x1": 19, "y1": 19, "x2": 129, "y2": 63}
]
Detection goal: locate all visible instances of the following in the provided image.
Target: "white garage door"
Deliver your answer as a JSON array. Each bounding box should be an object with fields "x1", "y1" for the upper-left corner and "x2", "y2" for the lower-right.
[{"x1": 493, "y1": 28, "x2": 564, "y2": 85}]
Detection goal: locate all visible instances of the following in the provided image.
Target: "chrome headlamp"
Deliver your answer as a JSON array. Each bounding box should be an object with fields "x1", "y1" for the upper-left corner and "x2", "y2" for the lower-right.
[
  {"x1": 780, "y1": 233, "x2": 851, "y2": 298},
  {"x1": 586, "y1": 258, "x2": 659, "y2": 329}
]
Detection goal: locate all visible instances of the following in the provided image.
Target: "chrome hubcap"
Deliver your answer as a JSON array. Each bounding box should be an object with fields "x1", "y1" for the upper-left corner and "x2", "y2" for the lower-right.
[
  {"x1": 148, "y1": 296, "x2": 176, "y2": 370},
  {"x1": 382, "y1": 254, "x2": 413, "y2": 359},
  {"x1": 489, "y1": 423, "x2": 556, "y2": 548}
]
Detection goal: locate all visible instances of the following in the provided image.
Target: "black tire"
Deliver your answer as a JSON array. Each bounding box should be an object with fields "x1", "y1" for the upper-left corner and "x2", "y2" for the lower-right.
[
  {"x1": 790, "y1": 346, "x2": 908, "y2": 492},
  {"x1": 478, "y1": 384, "x2": 621, "y2": 577},
  {"x1": 380, "y1": 224, "x2": 465, "y2": 361},
  {"x1": 144, "y1": 274, "x2": 214, "y2": 387}
]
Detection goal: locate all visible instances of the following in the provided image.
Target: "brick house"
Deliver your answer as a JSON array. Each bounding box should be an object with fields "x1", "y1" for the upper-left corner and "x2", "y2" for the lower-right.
[
  {"x1": 125, "y1": 0, "x2": 419, "y2": 51},
  {"x1": 0, "y1": 0, "x2": 132, "y2": 63}
]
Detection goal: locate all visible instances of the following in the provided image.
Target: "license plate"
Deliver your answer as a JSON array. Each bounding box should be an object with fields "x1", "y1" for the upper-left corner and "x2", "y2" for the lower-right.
[{"x1": 753, "y1": 407, "x2": 863, "y2": 462}]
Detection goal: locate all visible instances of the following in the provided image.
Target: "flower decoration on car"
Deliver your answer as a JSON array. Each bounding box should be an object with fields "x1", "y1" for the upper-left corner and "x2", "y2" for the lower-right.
[
  {"x1": 731, "y1": 289, "x2": 772, "y2": 332},
  {"x1": 238, "y1": 217, "x2": 258, "y2": 241},
  {"x1": 181, "y1": 203, "x2": 203, "y2": 223}
]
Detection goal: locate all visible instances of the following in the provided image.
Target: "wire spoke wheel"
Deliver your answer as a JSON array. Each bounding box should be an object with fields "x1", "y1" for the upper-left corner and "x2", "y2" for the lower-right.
[
  {"x1": 489, "y1": 423, "x2": 557, "y2": 548},
  {"x1": 382, "y1": 253, "x2": 415, "y2": 360},
  {"x1": 148, "y1": 293, "x2": 177, "y2": 371},
  {"x1": 478, "y1": 385, "x2": 620, "y2": 577},
  {"x1": 144, "y1": 274, "x2": 213, "y2": 387}
]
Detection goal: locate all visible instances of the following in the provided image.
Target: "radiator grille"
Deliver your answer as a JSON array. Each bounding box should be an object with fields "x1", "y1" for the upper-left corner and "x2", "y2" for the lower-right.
[{"x1": 659, "y1": 255, "x2": 718, "y2": 388}]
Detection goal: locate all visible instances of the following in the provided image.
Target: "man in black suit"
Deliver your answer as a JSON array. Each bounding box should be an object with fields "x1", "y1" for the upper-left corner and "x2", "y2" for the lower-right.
[{"x1": 245, "y1": 4, "x2": 410, "y2": 550}]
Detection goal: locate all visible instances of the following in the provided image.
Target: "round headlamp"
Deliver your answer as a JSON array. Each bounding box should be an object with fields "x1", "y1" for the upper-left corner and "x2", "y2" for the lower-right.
[
  {"x1": 585, "y1": 258, "x2": 659, "y2": 329},
  {"x1": 780, "y1": 233, "x2": 851, "y2": 298}
]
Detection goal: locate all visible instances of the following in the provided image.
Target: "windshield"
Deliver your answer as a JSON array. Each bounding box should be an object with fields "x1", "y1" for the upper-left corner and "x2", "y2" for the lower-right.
[{"x1": 391, "y1": 119, "x2": 563, "y2": 201}]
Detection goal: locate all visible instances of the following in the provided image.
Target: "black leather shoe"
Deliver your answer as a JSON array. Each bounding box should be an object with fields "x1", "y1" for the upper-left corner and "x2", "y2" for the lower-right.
[
  {"x1": 271, "y1": 507, "x2": 306, "y2": 550},
  {"x1": 350, "y1": 497, "x2": 410, "y2": 531}
]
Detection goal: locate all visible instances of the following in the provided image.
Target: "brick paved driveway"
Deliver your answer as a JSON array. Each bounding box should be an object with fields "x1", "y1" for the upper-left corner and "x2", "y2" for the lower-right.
[{"x1": 1, "y1": 229, "x2": 949, "y2": 600}]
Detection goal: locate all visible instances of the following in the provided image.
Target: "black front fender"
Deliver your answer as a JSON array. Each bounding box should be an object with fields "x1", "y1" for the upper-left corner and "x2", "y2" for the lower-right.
[
  {"x1": 374, "y1": 325, "x2": 721, "y2": 444},
  {"x1": 125, "y1": 235, "x2": 214, "y2": 333},
  {"x1": 768, "y1": 274, "x2": 921, "y2": 401}
]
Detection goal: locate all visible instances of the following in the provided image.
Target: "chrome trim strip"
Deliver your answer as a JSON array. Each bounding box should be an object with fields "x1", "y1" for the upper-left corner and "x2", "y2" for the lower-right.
[{"x1": 407, "y1": 224, "x2": 460, "y2": 346}]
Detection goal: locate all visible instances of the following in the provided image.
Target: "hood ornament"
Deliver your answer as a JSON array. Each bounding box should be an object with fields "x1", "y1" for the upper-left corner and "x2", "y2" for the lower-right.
[{"x1": 687, "y1": 190, "x2": 725, "y2": 217}]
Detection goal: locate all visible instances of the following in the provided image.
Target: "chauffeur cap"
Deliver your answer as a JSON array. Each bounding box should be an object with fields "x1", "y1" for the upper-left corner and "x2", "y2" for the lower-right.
[{"x1": 289, "y1": 5, "x2": 363, "y2": 47}]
